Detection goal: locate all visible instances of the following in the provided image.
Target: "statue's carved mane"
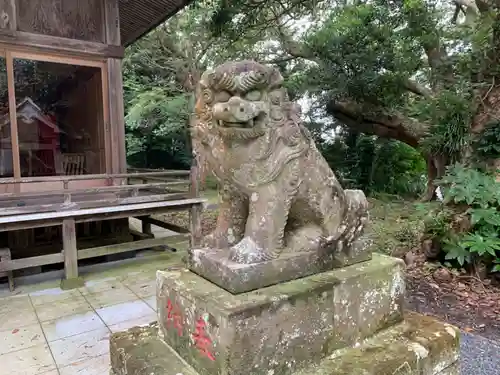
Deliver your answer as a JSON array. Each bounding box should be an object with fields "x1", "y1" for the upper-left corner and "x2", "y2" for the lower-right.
[
  {"x1": 192, "y1": 61, "x2": 313, "y2": 188},
  {"x1": 205, "y1": 60, "x2": 283, "y2": 93}
]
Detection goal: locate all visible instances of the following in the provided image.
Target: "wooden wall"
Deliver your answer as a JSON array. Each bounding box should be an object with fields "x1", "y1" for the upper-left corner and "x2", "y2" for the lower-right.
[
  {"x1": 16, "y1": 0, "x2": 105, "y2": 43},
  {"x1": 0, "y1": 0, "x2": 16, "y2": 30},
  {"x1": 0, "y1": 0, "x2": 133, "y2": 266}
]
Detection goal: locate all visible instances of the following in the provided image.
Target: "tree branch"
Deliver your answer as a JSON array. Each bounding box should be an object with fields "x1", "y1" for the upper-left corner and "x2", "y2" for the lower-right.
[
  {"x1": 275, "y1": 24, "x2": 315, "y2": 60},
  {"x1": 452, "y1": 0, "x2": 480, "y2": 24},
  {"x1": 403, "y1": 79, "x2": 434, "y2": 98},
  {"x1": 260, "y1": 55, "x2": 298, "y2": 65},
  {"x1": 326, "y1": 100, "x2": 428, "y2": 148}
]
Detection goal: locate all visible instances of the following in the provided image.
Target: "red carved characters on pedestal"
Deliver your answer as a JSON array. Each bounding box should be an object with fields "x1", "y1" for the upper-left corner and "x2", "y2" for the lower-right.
[
  {"x1": 166, "y1": 298, "x2": 184, "y2": 336},
  {"x1": 192, "y1": 313, "x2": 215, "y2": 361}
]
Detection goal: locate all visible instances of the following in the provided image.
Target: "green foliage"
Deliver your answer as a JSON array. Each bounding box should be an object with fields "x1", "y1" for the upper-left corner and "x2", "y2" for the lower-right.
[
  {"x1": 304, "y1": 2, "x2": 424, "y2": 109},
  {"x1": 419, "y1": 204, "x2": 454, "y2": 238},
  {"x1": 473, "y1": 121, "x2": 500, "y2": 160},
  {"x1": 438, "y1": 164, "x2": 500, "y2": 207},
  {"x1": 413, "y1": 90, "x2": 473, "y2": 160},
  {"x1": 122, "y1": 16, "x2": 196, "y2": 169},
  {"x1": 494, "y1": 259, "x2": 500, "y2": 273},
  {"x1": 122, "y1": 2, "x2": 279, "y2": 170},
  {"x1": 442, "y1": 237, "x2": 472, "y2": 267},
  {"x1": 320, "y1": 130, "x2": 426, "y2": 197},
  {"x1": 425, "y1": 164, "x2": 500, "y2": 272},
  {"x1": 368, "y1": 198, "x2": 426, "y2": 256},
  {"x1": 122, "y1": 0, "x2": 500, "y2": 223}
]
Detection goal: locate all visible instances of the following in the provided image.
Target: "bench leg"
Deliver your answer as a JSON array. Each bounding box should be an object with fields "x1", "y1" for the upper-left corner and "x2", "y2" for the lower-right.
[
  {"x1": 61, "y1": 219, "x2": 84, "y2": 289},
  {"x1": 0, "y1": 249, "x2": 15, "y2": 292},
  {"x1": 189, "y1": 203, "x2": 203, "y2": 248},
  {"x1": 7, "y1": 271, "x2": 14, "y2": 292},
  {"x1": 141, "y1": 216, "x2": 152, "y2": 236}
]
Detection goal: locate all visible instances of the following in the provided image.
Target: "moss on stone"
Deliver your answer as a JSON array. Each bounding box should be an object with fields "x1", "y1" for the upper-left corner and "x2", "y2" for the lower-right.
[
  {"x1": 110, "y1": 323, "x2": 199, "y2": 375},
  {"x1": 295, "y1": 312, "x2": 459, "y2": 375},
  {"x1": 159, "y1": 253, "x2": 403, "y2": 318},
  {"x1": 110, "y1": 313, "x2": 459, "y2": 375},
  {"x1": 60, "y1": 277, "x2": 85, "y2": 290},
  {"x1": 156, "y1": 254, "x2": 407, "y2": 375}
]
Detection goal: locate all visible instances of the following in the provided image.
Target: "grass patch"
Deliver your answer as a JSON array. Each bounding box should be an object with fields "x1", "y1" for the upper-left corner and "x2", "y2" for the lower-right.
[
  {"x1": 201, "y1": 188, "x2": 219, "y2": 205},
  {"x1": 367, "y1": 198, "x2": 427, "y2": 256}
]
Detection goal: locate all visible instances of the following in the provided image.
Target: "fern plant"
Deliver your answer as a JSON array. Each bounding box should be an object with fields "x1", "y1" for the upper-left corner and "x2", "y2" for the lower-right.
[{"x1": 429, "y1": 164, "x2": 500, "y2": 272}]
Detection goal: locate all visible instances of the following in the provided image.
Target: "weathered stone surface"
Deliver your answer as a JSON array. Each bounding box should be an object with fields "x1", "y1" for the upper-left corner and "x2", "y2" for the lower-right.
[
  {"x1": 295, "y1": 312, "x2": 460, "y2": 375},
  {"x1": 157, "y1": 254, "x2": 405, "y2": 375},
  {"x1": 435, "y1": 362, "x2": 459, "y2": 375},
  {"x1": 109, "y1": 313, "x2": 459, "y2": 375},
  {"x1": 60, "y1": 276, "x2": 85, "y2": 290},
  {"x1": 109, "y1": 322, "x2": 198, "y2": 375},
  {"x1": 190, "y1": 60, "x2": 370, "y2": 271},
  {"x1": 189, "y1": 237, "x2": 372, "y2": 294}
]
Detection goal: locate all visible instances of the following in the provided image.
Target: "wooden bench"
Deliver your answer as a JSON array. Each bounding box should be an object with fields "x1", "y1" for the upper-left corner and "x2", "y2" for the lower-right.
[
  {"x1": 0, "y1": 197, "x2": 205, "y2": 289},
  {"x1": 0, "y1": 169, "x2": 204, "y2": 290}
]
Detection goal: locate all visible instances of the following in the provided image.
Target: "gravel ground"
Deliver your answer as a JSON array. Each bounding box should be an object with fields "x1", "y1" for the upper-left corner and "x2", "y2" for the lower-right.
[{"x1": 461, "y1": 332, "x2": 500, "y2": 375}]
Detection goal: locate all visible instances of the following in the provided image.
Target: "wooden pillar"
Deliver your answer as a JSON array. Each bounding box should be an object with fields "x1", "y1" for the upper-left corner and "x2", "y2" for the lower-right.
[
  {"x1": 6, "y1": 51, "x2": 21, "y2": 193},
  {"x1": 0, "y1": 149, "x2": 4, "y2": 176},
  {"x1": 61, "y1": 218, "x2": 83, "y2": 289},
  {"x1": 0, "y1": 248, "x2": 14, "y2": 291},
  {"x1": 104, "y1": 0, "x2": 127, "y2": 176},
  {"x1": 107, "y1": 59, "x2": 127, "y2": 174},
  {"x1": 189, "y1": 163, "x2": 202, "y2": 248}
]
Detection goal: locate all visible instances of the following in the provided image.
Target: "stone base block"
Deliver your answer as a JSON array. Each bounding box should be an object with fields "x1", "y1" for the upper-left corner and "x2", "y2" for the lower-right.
[
  {"x1": 109, "y1": 323, "x2": 198, "y2": 375},
  {"x1": 109, "y1": 313, "x2": 460, "y2": 375},
  {"x1": 189, "y1": 240, "x2": 372, "y2": 294},
  {"x1": 156, "y1": 254, "x2": 405, "y2": 375},
  {"x1": 295, "y1": 312, "x2": 460, "y2": 375}
]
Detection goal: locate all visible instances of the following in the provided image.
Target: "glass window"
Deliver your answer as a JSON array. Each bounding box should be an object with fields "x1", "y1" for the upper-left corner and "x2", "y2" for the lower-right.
[
  {"x1": 13, "y1": 58, "x2": 105, "y2": 177},
  {"x1": 0, "y1": 55, "x2": 13, "y2": 178}
]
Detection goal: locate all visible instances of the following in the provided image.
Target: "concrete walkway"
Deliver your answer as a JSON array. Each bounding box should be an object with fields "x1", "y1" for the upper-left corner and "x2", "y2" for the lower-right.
[{"x1": 461, "y1": 332, "x2": 500, "y2": 375}]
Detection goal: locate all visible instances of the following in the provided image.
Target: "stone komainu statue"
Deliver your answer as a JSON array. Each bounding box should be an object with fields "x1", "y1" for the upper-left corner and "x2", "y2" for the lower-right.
[{"x1": 192, "y1": 60, "x2": 369, "y2": 265}]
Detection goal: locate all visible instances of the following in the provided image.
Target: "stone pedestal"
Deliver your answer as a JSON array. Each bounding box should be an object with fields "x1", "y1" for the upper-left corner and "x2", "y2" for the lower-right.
[
  {"x1": 110, "y1": 312, "x2": 460, "y2": 375},
  {"x1": 110, "y1": 255, "x2": 460, "y2": 375},
  {"x1": 188, "y1": 237, "x2": 372, "y2": 294}
]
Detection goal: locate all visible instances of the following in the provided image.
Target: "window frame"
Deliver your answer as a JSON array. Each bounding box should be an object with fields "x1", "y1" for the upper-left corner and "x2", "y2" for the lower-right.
[{"x1": 0, "y1": 47, "x2": 110, "y2": 185}]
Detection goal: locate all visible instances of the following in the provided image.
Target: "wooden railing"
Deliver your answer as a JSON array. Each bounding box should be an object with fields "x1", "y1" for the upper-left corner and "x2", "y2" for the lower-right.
[
  {"x1": 0, "y1": 169, "x2": 191, "y2": 185},
  {"x1": 0, "y1": 167, "x2": 204, "y2": 290}
]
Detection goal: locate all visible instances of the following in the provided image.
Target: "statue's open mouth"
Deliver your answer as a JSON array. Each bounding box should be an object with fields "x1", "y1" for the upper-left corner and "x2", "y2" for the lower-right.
[
  {"x1": 218, "y1": 113, "x2": 267, "y2": 129},
  {"x1": 219, "y1": 119, "x2": 255, "y2": 128}
]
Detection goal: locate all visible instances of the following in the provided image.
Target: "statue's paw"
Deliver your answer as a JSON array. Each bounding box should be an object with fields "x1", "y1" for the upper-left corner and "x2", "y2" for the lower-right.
[
  {"x1": 202, "y1": 232, "x2": 228, "y2": 249},
  {"x1": 284, "y1": 224, "x2": 323, "y2": 253},
  {"x1": 228, "y1": 237, "x2": 277, "y2": 264},
  {"x1": 345, "y1": 189, "x2": 369, "y2": 214}
]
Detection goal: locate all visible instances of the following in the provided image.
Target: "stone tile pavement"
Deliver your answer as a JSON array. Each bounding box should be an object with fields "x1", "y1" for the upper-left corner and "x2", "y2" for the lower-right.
[{"x1": 0, "y1": 253, "x2": 176, "y2": 375}]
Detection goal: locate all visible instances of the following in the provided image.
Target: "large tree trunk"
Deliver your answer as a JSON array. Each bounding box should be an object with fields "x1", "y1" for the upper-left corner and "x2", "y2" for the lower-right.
[{"x1": 422, "y1": 154, "x2": 447, "y2": 201}]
